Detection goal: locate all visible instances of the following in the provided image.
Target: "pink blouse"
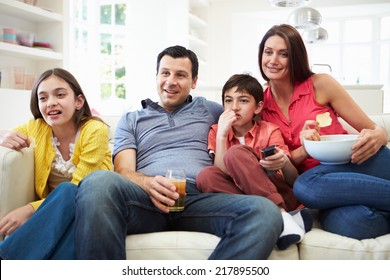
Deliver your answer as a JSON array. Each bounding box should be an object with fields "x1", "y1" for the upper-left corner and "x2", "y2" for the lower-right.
[{"x1": 261, "y1": 76, "x2": 347, "y2": 173}]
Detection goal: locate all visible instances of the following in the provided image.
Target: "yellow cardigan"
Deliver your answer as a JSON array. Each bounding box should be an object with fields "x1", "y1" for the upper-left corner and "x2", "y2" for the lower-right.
[{"x1": 14, "y1": 118, "x2": 113, "y2": 210}]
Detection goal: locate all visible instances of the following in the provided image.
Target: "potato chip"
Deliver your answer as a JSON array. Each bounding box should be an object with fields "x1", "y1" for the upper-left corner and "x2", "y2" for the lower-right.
[{"x1": 316, "y1": 112, "x2": 332, "y2": 128}]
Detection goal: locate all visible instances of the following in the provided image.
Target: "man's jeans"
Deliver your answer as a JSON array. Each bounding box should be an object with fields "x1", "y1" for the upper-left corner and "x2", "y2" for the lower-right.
[
  {"x1": 75, "y1": 170, "x2": 283, "y2": 260},
  {"x1": 294, "y1": 146, "x2": 390, "y2": 239},
  {"x1": 0, "y1": 183, "x2": 77, "y2": 260}
]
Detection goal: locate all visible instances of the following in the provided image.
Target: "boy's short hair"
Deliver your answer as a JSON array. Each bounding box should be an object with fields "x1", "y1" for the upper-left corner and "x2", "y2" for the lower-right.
[{"x1": 221, "y1": 74, "x2": 264, "y2": 104}]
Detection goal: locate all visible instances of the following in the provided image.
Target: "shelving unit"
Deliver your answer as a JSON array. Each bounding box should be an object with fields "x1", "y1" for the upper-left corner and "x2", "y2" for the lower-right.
[
  {"x1": 0, "y1": 0, "x2": 66, "y2": 91},
  {"x1": 189, "y1": 0, "x2": 209, "y2": 86}
]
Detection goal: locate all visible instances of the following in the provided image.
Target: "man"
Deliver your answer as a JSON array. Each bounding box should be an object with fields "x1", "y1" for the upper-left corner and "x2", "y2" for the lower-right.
[{"x1": 75, "y1": 45, "x2": 282, "y2": 259}]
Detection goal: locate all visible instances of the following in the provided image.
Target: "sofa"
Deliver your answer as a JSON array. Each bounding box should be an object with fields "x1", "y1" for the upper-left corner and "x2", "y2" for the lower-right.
[{"x1": 1, "y1": 113, "x2": 390, "y2": 260}]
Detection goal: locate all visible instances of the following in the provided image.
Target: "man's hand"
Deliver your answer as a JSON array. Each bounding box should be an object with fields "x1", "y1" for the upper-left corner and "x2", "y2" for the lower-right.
[
  {"x1": 147, "y1": 175, "x2": 179, "y2": 213},
  {"x1": 0, "y1": 204, "x2": 35, "y2": 236}
]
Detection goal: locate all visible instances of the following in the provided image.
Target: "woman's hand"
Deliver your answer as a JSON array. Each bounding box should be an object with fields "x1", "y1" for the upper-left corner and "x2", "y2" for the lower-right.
[
  {"x1": 300, "y1": 120, "x2": 321, "y2": 144},
  {"x1": 146, "y1": 175, "x2": 179, "y2": 213},
  {"x1": 0, "y1": 130, "x2": 30, "y2": 151},
  {"x1": 0, "y1": 204, "x2": 35, "y2": 236},
  {"x1": 351, "y1": 125, "x2": 388, "y2": 164}
]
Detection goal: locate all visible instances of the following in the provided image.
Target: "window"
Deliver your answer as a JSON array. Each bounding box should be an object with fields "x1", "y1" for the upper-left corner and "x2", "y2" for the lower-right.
[
  {"x1": 69, "y1": 0, "x2": 130, "y2": 115},
  {"x1": 99, "y1": 3, "x2": 127, "y2": 101},
  {"x1": 306, "y1": 15, "x2": 390, "y2": 112}
]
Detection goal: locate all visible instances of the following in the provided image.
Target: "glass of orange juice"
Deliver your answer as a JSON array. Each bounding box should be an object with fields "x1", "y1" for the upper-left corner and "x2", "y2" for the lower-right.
[{"x1": 165, "y1": 169, "x2": 186, "y2": 212}]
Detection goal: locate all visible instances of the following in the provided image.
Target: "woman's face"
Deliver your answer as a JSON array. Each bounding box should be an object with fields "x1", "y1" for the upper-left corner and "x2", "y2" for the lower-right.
[{"x1": 261, "y1": 35, "x2": 290, "y2": 82}]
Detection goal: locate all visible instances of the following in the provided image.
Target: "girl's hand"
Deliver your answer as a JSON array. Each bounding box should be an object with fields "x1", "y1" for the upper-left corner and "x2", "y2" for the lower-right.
[
  {"x1": 0, "y1": 204, "x2": 34, "y2": 236},
  {"x1": 0, "y1": 130, "x2": 30, "y2": 151}
]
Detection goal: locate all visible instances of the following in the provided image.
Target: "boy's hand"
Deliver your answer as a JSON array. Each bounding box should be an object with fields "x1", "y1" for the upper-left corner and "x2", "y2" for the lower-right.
[
  {"x1": 217, "y1": 109, "x2": 237, "y2": 138},
  {"x1": 259, "y1": 147, "x2": 288, "y2": 171}
]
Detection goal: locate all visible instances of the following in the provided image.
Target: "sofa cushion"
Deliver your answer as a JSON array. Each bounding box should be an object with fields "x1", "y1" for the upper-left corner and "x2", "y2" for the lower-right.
[
  {"x1": 125, "y1": 231, "x2": 220, "y2": 260},
  {"x1": 125, "y1": 231, "x2": 299, "y2": 260},
  {"x1": 299, "y1": 229, "x2": 390, "y2": 259}
]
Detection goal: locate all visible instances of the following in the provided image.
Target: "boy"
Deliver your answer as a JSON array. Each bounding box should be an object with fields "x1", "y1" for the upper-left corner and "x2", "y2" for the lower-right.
[{"x1": 197, "y1": 74, "x2": 312, "y2": 250}]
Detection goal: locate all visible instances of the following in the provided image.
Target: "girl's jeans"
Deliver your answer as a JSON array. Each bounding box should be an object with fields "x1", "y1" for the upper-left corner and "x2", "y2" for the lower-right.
[{"x1": 0, "y1": 182, "x2": 77, "y2": 260}]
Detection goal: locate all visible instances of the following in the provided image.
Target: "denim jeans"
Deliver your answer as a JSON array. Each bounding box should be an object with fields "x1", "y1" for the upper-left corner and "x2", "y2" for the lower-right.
[
  {"x1": 75, "y1": 170, "x2": 283, "y2": 260},
  {"x1": 294, "y1": 146, "x2": 390, "y2": 239},
  {"x1": 0, "y1": 182, "x2": 77, "y2": 260}
]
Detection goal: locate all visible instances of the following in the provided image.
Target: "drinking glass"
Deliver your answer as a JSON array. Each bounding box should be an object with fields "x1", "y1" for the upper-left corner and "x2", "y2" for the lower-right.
[{"x1": 165, "y1": 169, "x2": 186, "y2": 212}]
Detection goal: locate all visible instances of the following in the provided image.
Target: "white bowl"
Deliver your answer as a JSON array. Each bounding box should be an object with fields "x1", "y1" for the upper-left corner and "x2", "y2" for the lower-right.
[{"x1": 303, "y1": 134, "x2": 359, "y2": 165}]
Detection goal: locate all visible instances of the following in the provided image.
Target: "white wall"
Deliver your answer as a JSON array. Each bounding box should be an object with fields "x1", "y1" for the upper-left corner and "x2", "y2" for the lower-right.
[
  {"x1": 206, "y1": 0, "x2": 390, "y2": 113},
  {"x1": 0, "y1": 90, "x2": 32, "y2": 129}
]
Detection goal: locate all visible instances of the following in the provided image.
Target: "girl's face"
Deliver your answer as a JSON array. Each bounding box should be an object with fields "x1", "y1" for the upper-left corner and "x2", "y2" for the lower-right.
[
  {"x1": 223, "y1": 87, "x2": 262, "y2": 133},
  {"x1": 37, "y1": 75, "x2": 84, "y2": 129},
  {"x1": 262, "y1": 35, "x2": 290, "y2": 82}
]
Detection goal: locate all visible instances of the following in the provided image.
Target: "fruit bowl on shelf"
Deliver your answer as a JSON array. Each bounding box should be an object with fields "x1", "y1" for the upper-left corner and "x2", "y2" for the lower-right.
[{"x1": 16, "y1": 33, "x2": 35, "y2": 47}]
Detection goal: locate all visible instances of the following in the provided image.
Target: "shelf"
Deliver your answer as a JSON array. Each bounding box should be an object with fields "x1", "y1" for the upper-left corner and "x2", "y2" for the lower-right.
[
  {"x1": 190, "y1": 0, "x2": 209, "y2": 9},
  {"x1": 0, "y1": 0, "x2": 63, "y2": 22},
  {"x1": 0, "y1": 42, "x2": 62, "y2": 61},
  {"x1": 189, "y1": 13, "x2": 207, "y2": 28},
  {"x1": 0, "y1": 88, "x2": 30, "y2": 94},
  {"x1": 189, "y1": 34, "x2": 207, "y2": 47}
]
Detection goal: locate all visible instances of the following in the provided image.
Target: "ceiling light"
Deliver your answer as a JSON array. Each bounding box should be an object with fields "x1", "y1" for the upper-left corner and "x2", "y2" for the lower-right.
[
  {"x1": 288, "y1": 7, "x2": 322, "y2": 30},
  {"x1": 302, "y1": 27, "x2": 328, "y2": 43},
  {"x1": 269, "y1": 0, "x2": 311, "y2": 8}
]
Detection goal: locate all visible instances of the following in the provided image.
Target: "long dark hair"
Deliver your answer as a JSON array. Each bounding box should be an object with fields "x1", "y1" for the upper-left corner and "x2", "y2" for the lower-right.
[
  {"x1": 258, "y1": 24, "x2": 314, "y2": 84},
  {"x1": 30, "y1": 68, "x2": 102, "y2": 129}
]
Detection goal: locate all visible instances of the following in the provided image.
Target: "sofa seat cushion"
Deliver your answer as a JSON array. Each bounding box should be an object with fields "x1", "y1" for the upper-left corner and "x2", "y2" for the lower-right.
[
  {"x1": 299, "y1": 228, "x2": 390, "y2": 259},
  {"x1": 125, "y1": 231, "x2": 220, "y2": 260},
  {"x1": 125, "y1": 231, "x2": 299, "y2": 260}
]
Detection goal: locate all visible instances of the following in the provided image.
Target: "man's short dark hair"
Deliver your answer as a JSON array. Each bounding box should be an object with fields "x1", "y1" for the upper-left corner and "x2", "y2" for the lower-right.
[{"x1": 156, "y1": 45, "x2": 199, "y2": 80}]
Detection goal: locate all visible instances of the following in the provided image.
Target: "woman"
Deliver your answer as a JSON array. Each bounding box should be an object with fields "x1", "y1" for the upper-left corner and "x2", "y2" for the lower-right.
[
  {"x1": 258, "y1": 24, "x2": 390, "y2": 240},
  {"x1": 0, "y1": 68, "x2": 112, "y2": 259}
]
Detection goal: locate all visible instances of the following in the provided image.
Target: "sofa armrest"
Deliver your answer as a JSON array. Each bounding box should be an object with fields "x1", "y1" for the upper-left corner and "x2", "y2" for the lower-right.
[{"x1": 0, "y1": 146, "x2": 35, "y2": 234}]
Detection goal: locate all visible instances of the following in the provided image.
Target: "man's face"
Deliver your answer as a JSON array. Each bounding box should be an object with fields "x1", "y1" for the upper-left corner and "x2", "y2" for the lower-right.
[{"x1": 156, "y1": 55, "x2": 197, "y2": 112}]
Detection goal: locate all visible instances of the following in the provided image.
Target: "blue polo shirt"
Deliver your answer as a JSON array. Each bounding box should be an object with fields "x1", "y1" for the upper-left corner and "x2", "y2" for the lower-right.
[{"x1": 114, "y1": 96, "x2": 223, "y2": 183}]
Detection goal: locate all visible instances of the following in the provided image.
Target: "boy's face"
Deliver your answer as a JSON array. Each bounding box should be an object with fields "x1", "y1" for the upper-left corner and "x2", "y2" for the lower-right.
[{"x1": 223, "y1": 87, "x2": 263, "y2": 130}]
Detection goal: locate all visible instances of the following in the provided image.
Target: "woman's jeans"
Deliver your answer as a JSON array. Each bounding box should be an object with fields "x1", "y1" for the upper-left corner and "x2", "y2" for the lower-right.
[
  {"x1": 294, "y1": 146, "x2": 390, "y2": 239},
  {"x1": 0, "y1": 183, "x2": 77, "y2": 260},
  {"x1": 75, "y1": 170, "x2": 283, "y2": 260}
]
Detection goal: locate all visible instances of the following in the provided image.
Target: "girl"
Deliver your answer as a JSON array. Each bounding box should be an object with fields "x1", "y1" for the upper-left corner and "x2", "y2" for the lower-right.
[{"x1": 0, "y1": 68, "x2": 112, "y2": 259}]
